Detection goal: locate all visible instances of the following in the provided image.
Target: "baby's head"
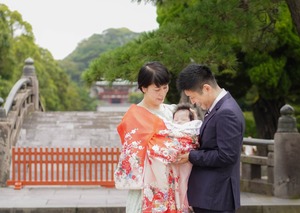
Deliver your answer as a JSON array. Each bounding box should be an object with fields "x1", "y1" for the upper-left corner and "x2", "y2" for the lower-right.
[{"x1": 173, "y1": 103, "x2": 195, "y2": 124}]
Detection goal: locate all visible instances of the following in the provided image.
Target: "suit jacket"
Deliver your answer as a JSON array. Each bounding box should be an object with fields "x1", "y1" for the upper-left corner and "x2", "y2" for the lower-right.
[{"x1": 187, "y1": 92, "x2": 245, "y2": 211}]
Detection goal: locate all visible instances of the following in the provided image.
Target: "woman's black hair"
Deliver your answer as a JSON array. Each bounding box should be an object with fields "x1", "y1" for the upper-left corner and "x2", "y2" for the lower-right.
[{"x1": 138, "y1": 61, "x2": 171, "y2": 93}]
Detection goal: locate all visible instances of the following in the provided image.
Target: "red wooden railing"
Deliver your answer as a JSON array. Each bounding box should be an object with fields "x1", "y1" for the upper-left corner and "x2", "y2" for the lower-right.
[{"x1": 7, "y1": 147, "x2": 121, "y2": 190}]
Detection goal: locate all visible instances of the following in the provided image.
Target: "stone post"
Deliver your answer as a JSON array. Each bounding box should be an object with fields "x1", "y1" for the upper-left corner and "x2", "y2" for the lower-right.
[
  {"x1": 274, "y1": 104, "x2": 300, "y2": 198},
  {"x1": 22, "y1": 58, "x2": 39, "y2": 110},
  {"x1": 0, "y1": 97, "x2": 10, "y2": 186},
  {"x1": 0, "y1": 98, "x2": 5, "y2": 118}
]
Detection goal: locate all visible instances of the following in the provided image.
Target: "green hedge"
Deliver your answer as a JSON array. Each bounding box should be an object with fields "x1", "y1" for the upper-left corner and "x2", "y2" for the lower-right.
[{"x1": 244, "y1": 111, "x2": 257, "y2": 138}]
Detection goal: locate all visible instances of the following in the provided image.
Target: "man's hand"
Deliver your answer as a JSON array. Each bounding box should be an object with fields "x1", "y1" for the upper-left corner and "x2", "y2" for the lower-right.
[{"x1": 176, "y1": 153, "x2": 189, "y2": 164}]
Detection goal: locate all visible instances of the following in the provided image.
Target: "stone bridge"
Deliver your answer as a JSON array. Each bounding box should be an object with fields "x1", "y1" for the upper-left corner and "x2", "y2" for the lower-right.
[{"x1": 1, "y1": 58, "x2": 300, "y2": 212}]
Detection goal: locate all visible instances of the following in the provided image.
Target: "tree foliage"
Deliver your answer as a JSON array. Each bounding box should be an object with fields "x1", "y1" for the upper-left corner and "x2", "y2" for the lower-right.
[
  {"x1": 0, "y1": 4, "x2": 94, "y2": 111},
  {"x1": 285, "y1": 0, "x2": 300, "y2": 36},
  {"x1": 83, "y1": 0, "x2": 300, "y2": 138},
  {"x1": 59, "y1": 28, "x2": 140, "y2": 85}
]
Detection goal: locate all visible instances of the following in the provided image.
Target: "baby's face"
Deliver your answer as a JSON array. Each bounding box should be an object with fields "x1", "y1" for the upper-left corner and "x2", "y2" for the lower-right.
[{"x1": 173, "y1": 110, "x2": 191, "y2": 124}]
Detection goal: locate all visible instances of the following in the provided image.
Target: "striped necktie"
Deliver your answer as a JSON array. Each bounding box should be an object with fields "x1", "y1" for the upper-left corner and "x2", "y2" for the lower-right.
[{"x1": 205, "y1": 110, "x2": 210, "y2": 117}]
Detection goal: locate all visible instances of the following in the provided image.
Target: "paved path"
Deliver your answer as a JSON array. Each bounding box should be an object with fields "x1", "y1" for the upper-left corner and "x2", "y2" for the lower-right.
[
  {"x1": 17, "y1": 111, "x2": 125, "y2": 148},
  {"x1": 0, "y1": 186, "x2": 127, "y2": 209},
  {"x1": 1, "y1": 186, "x2": 300, "y2": 209}
]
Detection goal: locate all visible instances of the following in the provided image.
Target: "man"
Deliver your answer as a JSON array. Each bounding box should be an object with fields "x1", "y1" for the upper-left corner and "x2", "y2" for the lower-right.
[{"x1": 176, "y1": 64, "x2": 245, "y2": 213}]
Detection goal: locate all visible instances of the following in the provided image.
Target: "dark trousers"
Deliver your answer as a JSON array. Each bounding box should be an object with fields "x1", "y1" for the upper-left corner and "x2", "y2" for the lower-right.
[{"x1": 192, "y1": 207, "x2": 235, "y2": 213}]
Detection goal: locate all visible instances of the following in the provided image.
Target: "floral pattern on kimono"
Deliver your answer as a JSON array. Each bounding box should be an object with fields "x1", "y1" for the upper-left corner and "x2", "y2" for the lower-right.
[{"x1": 114, "y1": 104, "x2": 198, "y2": 213}]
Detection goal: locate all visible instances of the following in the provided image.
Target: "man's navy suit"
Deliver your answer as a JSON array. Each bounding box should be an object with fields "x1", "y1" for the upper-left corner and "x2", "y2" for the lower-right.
[{"x1": 187, "y1": 92, "x2": 245, "y2": 211}]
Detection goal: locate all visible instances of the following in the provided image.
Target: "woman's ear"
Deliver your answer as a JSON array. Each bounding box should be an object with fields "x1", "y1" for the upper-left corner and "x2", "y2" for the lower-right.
[{"x1": 141, "y1": 86, "x2": 146, "y2": 94}]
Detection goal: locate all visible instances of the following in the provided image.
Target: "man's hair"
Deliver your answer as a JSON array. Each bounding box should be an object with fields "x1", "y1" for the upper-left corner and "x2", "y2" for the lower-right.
[
  {"x1": 138, "y1": 61, "x2": 171, "y2": 93},
  {"x1": 173, "y1": 103, "x2": 195, "y2": 121},
  {"x1": 177, "y1": 64, "x2": 217, "y2": 92}
]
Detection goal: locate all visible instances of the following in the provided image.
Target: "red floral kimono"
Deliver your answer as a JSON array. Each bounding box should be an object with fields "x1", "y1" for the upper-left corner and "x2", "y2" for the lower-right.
[{"x1": 114, "y1": 105, "x2": 197, "y2": 213}]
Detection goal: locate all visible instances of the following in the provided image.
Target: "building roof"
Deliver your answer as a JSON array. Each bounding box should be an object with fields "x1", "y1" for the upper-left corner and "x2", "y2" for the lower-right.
[{"x1": 95, "y1": 79, "x2": 137, "y2": 86}]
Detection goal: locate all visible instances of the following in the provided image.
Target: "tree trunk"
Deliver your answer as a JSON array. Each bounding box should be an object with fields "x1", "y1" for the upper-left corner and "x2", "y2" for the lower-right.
[
  {"x1": 252, "y1": 97, "x2": 285, "y2": 139},
  {"x1": 252, "y1": 97, "x2": 285, "y2": 156},
  {"x1": 252, "y1": 97, "x2": 284, "y2": 152},
  {"x1": 285, "y1": 0, "x2": 300, "y2": 36}
]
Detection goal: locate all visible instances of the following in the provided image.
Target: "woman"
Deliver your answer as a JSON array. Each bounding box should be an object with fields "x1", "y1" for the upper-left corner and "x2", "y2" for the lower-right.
[{"x1": 114, "y1": 61, "x2": 195, "y2": 213}]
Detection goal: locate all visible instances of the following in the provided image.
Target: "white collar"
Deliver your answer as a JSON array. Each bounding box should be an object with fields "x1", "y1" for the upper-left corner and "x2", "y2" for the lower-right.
[{"x1": 209, "y1": 88, "x2": 227, "y2": 113}]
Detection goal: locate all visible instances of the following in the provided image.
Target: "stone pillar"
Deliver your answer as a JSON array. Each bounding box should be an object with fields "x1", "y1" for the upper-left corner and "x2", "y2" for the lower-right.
[
  {"x1": 22, "y1": 58, "x2": 39, "y2": 110},
  {"x1": 0, "y1": 97, "x2": 5, "y2": 118},
  {"x1": 0, "y1": 97, "x2": 10, "y2": 186},
  {"x1": 274, "y1": 104, "x2": 300, "y2": 198}
]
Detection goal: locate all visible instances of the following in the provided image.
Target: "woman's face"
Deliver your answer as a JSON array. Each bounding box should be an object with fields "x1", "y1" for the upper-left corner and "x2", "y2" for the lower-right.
[{"x1": 142, "y1": 84, "x2": 169, "y2": 107}]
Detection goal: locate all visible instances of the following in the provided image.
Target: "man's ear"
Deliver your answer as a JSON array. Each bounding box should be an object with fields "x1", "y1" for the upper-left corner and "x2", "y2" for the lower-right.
[{"x1": 202, "y1": 84, "x2": 211, "y2": 93}]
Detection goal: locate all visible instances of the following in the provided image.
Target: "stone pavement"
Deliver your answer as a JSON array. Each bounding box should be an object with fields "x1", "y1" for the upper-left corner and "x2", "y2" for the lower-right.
[
  {"x1": 1, "y1": 186, "x2": 300, "y2": 213},
  {"x1": 0, "y1": 186, "x2": 127, "y2": 212},
  {"x1": 17, "y1": 110, "x2": 125, "y2": 148}
]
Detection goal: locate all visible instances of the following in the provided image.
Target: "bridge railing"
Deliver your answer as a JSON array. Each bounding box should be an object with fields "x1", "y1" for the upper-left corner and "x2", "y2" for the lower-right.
[
  {"x1": 240, "y1": 138, "x2": 274, "y2": 195},
  {"x1": 7, "y1": 147, "x2": 120, "y2": 189},
  {"x1": 240, "y1": 104, "x2": 300, "y2": 198},
  {"x1": 6, "y1": 139, "x2": 274, "y2": 191},
  {"x1": 0, "y1": 58, "x2": 44, "y2": 186},
  {"x1": 5, "y1": 137, "x2": 277, "y2": 193}
]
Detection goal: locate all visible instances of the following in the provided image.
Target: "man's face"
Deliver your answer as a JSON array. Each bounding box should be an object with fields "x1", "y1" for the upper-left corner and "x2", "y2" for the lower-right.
[{"x1": 184, "y1": 86, "x2": 211, "y2": 111}]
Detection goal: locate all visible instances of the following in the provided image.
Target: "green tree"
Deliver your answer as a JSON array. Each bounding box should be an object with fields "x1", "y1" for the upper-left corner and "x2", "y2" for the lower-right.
[
  {"x1": 0, "y1": 4, "x2": 93, "y2": 111},
  {"x1": 285, "y1": 0, "x2": 300, "y2": 36},
  {"x1": 83, "y1": 0, "x2": 300, "y2": 138},
  {"x1": 0, "y1": 4, "x2": 23, "y2": 97},
  {"x1": 59, "y1": 28, "x2": 140, "y2": 85}
]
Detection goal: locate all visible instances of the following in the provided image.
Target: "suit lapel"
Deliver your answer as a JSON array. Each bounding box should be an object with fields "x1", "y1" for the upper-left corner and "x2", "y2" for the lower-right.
[{"x1": 199, "y1": 93, "x2": 232, "y2": 138}]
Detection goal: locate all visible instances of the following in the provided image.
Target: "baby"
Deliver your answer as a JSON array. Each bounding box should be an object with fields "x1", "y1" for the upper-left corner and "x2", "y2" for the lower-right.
[
  {"x1": 174, "y1": 103, "x2": 197, "y2": 124},
  {"x1": 161, "y1": 103, "x2": 202, "y2": 154},
  {"x1": 159, "y1": 103, "x2": 202, "y2": 213},
  {"x1": 172, "y1": 103, "x2": 202, "y2": 135}
]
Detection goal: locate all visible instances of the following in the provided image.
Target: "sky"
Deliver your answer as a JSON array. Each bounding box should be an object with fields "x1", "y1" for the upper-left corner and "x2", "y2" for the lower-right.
[{"x1": 1, "y1": 0, "x2": 159, "y2": 60}]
